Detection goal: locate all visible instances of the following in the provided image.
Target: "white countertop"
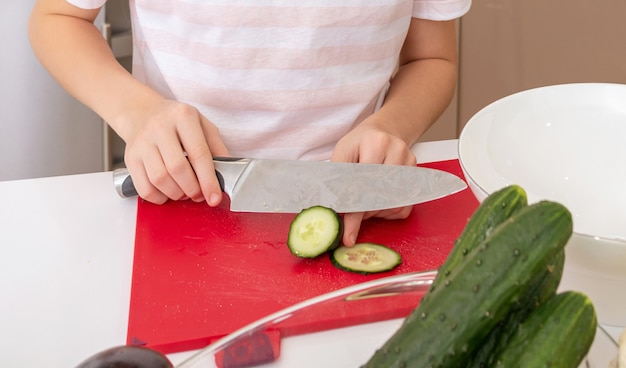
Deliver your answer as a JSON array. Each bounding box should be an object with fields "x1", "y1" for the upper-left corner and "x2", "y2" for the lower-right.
[{"x1": 0, "y1": 139, "x2": 621, "y2": 367}]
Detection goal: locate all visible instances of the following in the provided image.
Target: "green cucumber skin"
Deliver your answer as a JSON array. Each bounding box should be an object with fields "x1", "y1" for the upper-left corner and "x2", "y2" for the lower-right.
[
  {"x1": 493, "y1": 291, "x2": 597, "y2": 368},
  {"x1": 464, "y1": 250, "x2": 565, "y2": 368},
  {"x1": 432, "y1": 185, "x2": 527, "y2": 293},
  {"x1": 435, "y1": 184, "x2": 530, "y2": 368},
  {"x1": 363, "y1": 200, "x2": 573, "y2": 368}
]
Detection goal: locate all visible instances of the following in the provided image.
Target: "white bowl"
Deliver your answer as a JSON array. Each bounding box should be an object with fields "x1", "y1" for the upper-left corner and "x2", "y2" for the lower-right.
[{"x1": 459, "y1": 83, "x2": 626, "y2": 327}]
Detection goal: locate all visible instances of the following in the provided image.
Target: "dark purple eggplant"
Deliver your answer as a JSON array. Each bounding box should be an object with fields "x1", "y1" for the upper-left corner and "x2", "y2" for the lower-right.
[{"x1": 75, "y1": 345, "x2": 173, "y2": 368}]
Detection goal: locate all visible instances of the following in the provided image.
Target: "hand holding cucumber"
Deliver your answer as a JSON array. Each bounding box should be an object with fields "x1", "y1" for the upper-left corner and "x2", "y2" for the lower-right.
[{"x1": 330, "y1": 123, "x2": 418, "y2": 246}]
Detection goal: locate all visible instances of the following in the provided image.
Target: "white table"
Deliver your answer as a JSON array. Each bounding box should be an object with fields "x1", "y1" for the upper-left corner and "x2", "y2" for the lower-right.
[{"x1": 0, "y1": 140, "x2": 621, "y2": 367}]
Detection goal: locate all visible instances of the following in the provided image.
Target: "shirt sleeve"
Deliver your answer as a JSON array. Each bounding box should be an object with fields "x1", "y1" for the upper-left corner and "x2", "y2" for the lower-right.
[
  {"x1": 66, "y1": 0, "x2": 107, "y2": 10},
  {"x1": 413, "y1": 0, "x2": 472, "y2": 20}
]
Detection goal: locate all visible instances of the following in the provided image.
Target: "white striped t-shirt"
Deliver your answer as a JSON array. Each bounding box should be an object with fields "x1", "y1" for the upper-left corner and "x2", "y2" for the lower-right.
[{"x1": 70, "y1": 0, "x2": 471, "y2": 160}]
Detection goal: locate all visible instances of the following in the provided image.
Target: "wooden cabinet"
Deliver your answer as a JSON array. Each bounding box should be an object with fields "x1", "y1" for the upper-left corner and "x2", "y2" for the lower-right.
[
  {"x1": 426, "y1": 0, "x2": 626, "y2": 141},
  {"x1": 458, "y1": 0, "x2": 626, "y2": 131}
]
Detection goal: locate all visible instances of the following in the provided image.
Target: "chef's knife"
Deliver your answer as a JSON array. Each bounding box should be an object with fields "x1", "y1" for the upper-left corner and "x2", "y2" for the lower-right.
[{"x1": 112, "y1": 158, "x2": 467, "y2": 213}]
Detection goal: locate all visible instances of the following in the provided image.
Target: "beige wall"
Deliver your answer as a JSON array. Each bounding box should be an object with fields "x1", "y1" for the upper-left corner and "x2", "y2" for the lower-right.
[
  {"x1": 458, "y1": 0, "x2": 626, "y2": 130},
  {"x1": 418, "y1": 20, "x2": 461, "y2": 142}
]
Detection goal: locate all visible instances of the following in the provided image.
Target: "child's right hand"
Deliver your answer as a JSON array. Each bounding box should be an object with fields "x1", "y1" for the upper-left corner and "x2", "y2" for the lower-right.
[{"x1": 121, "y1": 99, "x2": 230, "y2": 206}]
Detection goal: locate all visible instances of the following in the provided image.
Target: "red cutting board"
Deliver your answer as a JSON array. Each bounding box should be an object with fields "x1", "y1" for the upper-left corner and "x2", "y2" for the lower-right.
[{"x1": 127, "y1": 159, "x2": 479, "y2": 354}]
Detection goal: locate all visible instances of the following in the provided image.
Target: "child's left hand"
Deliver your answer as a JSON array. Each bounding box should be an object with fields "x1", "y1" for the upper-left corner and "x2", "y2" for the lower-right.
[{"x1": 331, "y1": 122, "x2": 416, "y2": 246}]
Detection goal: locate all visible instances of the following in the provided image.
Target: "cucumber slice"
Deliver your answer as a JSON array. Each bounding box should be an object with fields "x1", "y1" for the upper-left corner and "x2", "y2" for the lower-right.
[
  {"x1": 287, "y1": 206, "x2": 343, "y2": 258},
  {"x1": 331, "y1": 243, "x2": 401, "y2": 274}
]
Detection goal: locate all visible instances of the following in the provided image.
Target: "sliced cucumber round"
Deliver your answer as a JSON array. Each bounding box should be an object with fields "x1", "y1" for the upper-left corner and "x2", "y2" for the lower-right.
[
  {"x1": 287, "y1": 205, "x2": 343, "y2": 258},
  {"x1": 331, "y1": 243, "x2": 401, "y2": 274}
]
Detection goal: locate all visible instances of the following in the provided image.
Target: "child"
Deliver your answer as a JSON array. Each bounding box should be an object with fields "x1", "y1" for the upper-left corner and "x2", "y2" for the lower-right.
[{"x1": 28, "y1": 0, "x2": 471, "y2": 245}]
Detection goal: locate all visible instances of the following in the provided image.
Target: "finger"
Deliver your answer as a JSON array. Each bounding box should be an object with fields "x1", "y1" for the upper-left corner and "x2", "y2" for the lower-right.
[
  {"x1": 372, "y1": 206, "x2": 413, "y2": 220},
  {"x1": 355, "y1": 142, "x2": 385, "y2": 164},
  {"x1": 126, "y1": 160, "x2": 169, "y2": 204},
  {"x1": 405, "y1": 151, "x2": 417, "y2": 166},
  {"x1": 188, "y1": 147, "x2": 222, "y2": 206},
  {"x1": 384, "y1": 143, "x2": 417, "y2": 166},
  {"x1": 357, "y1": 134, "x2": 414, "y2": 166},
  {"x1": 342, "y1": 212, "x2": 365, "y2": 246},
  {"x1": 347, "y1": 130, "x2": 388, "y2": 164},
  {"x1": 180, "y1": 117, "x2": 225, "y2": 206},
  {"x1": 157, "y1": 135, "x2": 204, "y2": 201},
  {"x1": 143, "y1": 146, "x2": 187, "y2": 201},
  {"x1": 330, "y1": 142, "x2": 358, "y2": 163}
]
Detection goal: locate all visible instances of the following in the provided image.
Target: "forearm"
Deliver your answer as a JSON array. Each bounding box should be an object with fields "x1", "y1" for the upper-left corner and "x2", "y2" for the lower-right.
[
  {"x1": 375, "y1": 57, "x2": 458, "y2": 146},
  {"x1": 364, "y1": 18, "x2": 459, "y2": 147},
  {"x1": 28, "y1": 2, "x2": 162, "y2": 141}
]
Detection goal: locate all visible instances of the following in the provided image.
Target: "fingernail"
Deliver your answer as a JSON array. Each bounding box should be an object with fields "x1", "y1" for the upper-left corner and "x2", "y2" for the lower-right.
[
  {"x1": 348, "y1": 234, "x2": 357, "y2": 246},
  {"x1": 208, "y1": 193, "x2": 221, "y2": 206}
]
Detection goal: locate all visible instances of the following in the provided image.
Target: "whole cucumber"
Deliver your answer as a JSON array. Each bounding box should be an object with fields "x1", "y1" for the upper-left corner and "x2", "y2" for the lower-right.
[
  {"x1": 492, "y1": 291, "x2": 597, "y2": 368},
  {"x1": 464, "y1": 250, "x2": 565, "y2": 368},
  {"x1": 433, "y1": 184, "x2": 530, "y2": 368},
  {"x1": 363, "y1": 200, "x2": 573, "y2": 368}
]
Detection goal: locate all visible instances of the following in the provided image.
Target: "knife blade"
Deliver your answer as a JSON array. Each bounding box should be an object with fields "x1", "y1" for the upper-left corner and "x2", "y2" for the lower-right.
[{"x1": 112, "y1": 157, "x2": 467, "y2": 213}]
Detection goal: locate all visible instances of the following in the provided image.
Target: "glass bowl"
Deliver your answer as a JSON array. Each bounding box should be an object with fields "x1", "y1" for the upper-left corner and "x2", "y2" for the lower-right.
[{"x1": 174, "y1": 270, "x2": 618, "y2": 368}]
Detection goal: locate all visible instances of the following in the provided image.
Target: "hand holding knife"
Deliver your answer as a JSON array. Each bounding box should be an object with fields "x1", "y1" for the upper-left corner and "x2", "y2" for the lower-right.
[{"x1": 114, "y1": 157, "x2": 467, "y2": 213}]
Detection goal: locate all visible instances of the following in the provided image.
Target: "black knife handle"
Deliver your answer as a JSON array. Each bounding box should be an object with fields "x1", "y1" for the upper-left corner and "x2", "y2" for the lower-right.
[
  {"x1": 113, "y1": 168, "x2": 138, "y2": 199},
  {"x1": 215, "y1": 169, "x2": 225, "y2": 193},
  {"x1": 121, "y1": 173, "x2": 138, "y2": 198},
  {"x1": 213, "y1": 156, "x2": 243, "y2": 162},
  {"x1": 113, "y1": 166, "x2": 227, "y2": 199}
]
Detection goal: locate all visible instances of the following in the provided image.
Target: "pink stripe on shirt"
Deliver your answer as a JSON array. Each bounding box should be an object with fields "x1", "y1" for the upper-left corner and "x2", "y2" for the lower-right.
[
  {"x1": 135, "y1": 27, "x2": 407, "y2": 70},
  {"x1": 166, "y1": 74, "x2": 386, "y2": 112},
  {"x1": 135, "y1": 0, "x2": 410, "y2": 28}
]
